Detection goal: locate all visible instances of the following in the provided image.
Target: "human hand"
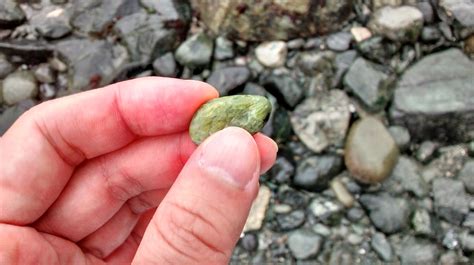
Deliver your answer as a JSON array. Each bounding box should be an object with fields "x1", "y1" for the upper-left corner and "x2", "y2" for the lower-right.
[{"x1": 0, "y1": 77, "x2": 277, "y2": 264}]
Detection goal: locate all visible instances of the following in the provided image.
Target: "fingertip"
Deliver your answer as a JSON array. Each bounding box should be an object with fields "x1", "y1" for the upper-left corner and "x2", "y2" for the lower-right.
[{"x1": 254, "y1": 133, "x2": 278, "y2": 174}]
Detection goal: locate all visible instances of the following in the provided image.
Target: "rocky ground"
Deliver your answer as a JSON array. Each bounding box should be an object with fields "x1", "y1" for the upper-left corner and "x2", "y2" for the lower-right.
[{"x1": 1, "y1": 0, "x2": 474, "y2": 264}]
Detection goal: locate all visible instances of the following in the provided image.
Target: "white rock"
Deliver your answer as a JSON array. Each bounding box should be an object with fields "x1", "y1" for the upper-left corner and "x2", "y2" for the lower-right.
[
  {"x1": 369, "y1": 6, "x2": 424, "y2": 42},
  {"x1": 255, "y1": 41, "x2": 288, "y2": 68},
  {"x1": 351, "y1": 27, "x2": 372, "y2": 42},
  {"x1": 243, "y1": 185, "x2": 271, "y2": 232},
  {"x1": 3, "y1": 71, "x2": 38, "y2": 105}
]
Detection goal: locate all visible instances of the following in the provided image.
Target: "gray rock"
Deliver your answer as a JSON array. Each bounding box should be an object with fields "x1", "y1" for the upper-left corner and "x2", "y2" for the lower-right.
[
  {"x1": 345, "y1": 117, "x2": 400, "y2": 184},
  {"x1": 255, "y1": 41, "x2": 287, "y2": 68},
  {"x1": 290, "y1": 90, "x2": 351, "y2": 153},
  {"x1": 359, "y1": 193, "x2": 411, "y2": 234},
  {"x1": 371, "y1": 0, "x2": 402, "y2": 10},
  {"x1": 439, "y1": 0, "x2": 474, "y2": 27},
  {"x1": 371, "y1": 232, "x2": 393, "y2": 262},
  {"x1": 39, "y1": 83, "x2": 56, "y2": 100},
  {"x1": 459, "y1": 160, "x2": 474, "y2": 194},
  {"x1": 263, "y1": 74, "x2": 304, "y2": 108},
  {"x1": 412, "y1": 208, "x2": 435, "y2": 237},
  {"x1": 191, "y1": 0, "x2": 352, "y2": 41},
  {"x1": 55, "y1": 38, "x2": 129, "y2": 90},
  {"x1": 214, "y1": 36, "x2": 234, "y2": 60},
  {"x1": 297, "y1": 51, "x2": 335, "y2": 77},
  {"x1": 309, "y1": 196, "x2": 343, "y2": 224},
  {"x1": 421, "y1": 26, "x2": 442, "y2": 43},
  {"x1": 140, "y1": 0, "x2": 191, "y2": 22},
  {"x1": 240, "y1": 233, "x2": 258, "y2": 251},
  {"x1": 175, "y1": 33, "x2": 214, "y2": 67},
  {"x1": 206, "y1": 66, "x2": 251, "y2": 96},
  {"x1": 369, "y1": 6, "x2": 424, "y2": 42},
  {"x1": 383, "y1": 156, "x2": 429, "y2": 197},
  {"x1": 388, "y1": 126, "x2": 411, "y2": 150},
  {"x1": 460, "y1": 232, "x2": 474, "y2": 253},
  {"x1": 416, "y1": 141, "x2": 438, "y2": 163},
  {"x1": 326, "y1": 32, "x2": 353, "y2": 52},
  {"x1": 0, "y1": 100, "x2": 35, "y2": 135},
  {"x1": 2, "y1": 71, "x2": 38, "y2": 105},
  {"x1": 270, "y1": 156, "x2": 294, "y2": 184},
  {"x1": 287, "y1": 38, "x2": 305, "y2": 49},
  {"x1": 29, "y1": 6, "x2": 72, "y2": 39},
  {"x1": 0, "y1": 54, "x2": 13, "y2": 78},
  {"x1": 152, "y1": 52, "x2": 177, "y2": 77},
  {"x1": 275, "y1": 210, "x2": 306, "y2": 231},
  {"x1": 442, "y1": 229, "x2": 460, "y2": 249},
  {"x1": 356, "y1": 36, "x2": 399, "y2": 64},
  {"x1": 288, "y1": 229, "x2": 323, "y2": 260},
  {"x1": 294, "y1": 155, "x2": 343, "y2": 191},
  {"x1": 399, "y1": 237, "x2": 440, "y2": 265},
  {"x1": 463, "y1": 212, "x2": 474, "y2": 231},
  {"x1": 0, "y1": 0, "x2": 25, "y2": 27},
  {"x1": 333, "y1": 50, "x2": 357, "y2": 87},
  {"x1": 390, "y1": 49, "x2": 474, "y2": 142},
  {"x1": 433, "y1": 178, "x2": 469, "y2": 225},
  {"x1": 344, "y1": 58, "x2": 394, "y2": 111},
  {"x1": 422, "y1": 145, "x2": 469, "y2": 183},
  {"x1": 34, "y1": 63, "x2": 55, "y2": 84},
  {"x1": 417, "y1": 1, "x2": 434, "y2": 23},
  {"x1": 346, "y1": 207, "x2": 365, "y2": 222}
]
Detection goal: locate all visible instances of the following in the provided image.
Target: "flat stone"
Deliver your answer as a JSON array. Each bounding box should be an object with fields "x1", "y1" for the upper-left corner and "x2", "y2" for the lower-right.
[
  {"x1": 29, "y1": 6, "x2": 72, "y2": 39},
  {"x1": 326, "y1": 32, "x2": 353, "y2": 52},
  {"x1": 399, "y1": 237, "x2": 440, "y2": 265},
  {"x1": 0, "y1": 0, "x2": 25, "y2": 27},
  {"x1": 290, "y1": 90, "x2": 351, "y2": 153},
  {"x1": 293, "y1": 155, "x2": 343, "y2": 191},
  {"x1": 152, "y1": 52, "x2": 177, "y2": 77},
  {"x1": 255, "y1": 41, "x2": 287, "y2": 68},
  {"x1": 388, "y1": 126, "x2": 411, "y2": 150},
  {"x1": 383, "y1": 156, "x2": 429, "y2": 197},
  {"x1": 439, "y1": 0, "x2": 474, "y2": 27},
  {"x1": 275, "y1": 210, "x2": 306, "y2": 231},
  {"x1": 2, "y1": 71, "x2": 38, "y2": 105},
  {"x1": 391, "y1": 49, "x2": 474, "y2": 142},
  {"x1": 345, "y1": 117, "x2": 399, "y2": 184},
  {"x1": 288, "y1": 229, "x2": 323, "y2": 260},
  {"x1": 459, "y1": 160, "x2": 474, "y2": 193},
  {"x1": 262, "y1": 74, "x2": 304, "y2": 108},
  {"x1": 206, "y1": 66, "x2": 251, "y2": 96},
  {"x1": 433, "y1": 178, "x2": 469, "y2": 225},
  {"x1": 371, "y1": 232, "x2": 393, "y2": 262},
  {"x1": 369, "y1": 6, "x2": 424, "y2": 42},
  {"x1": 244, "y1": 185, "x2": 271, "y2": 232},
  {"x1": 344, "y1": 58, "x2": 394, "y2": 111},
  {"x1": 330, "y1": 178, "x2": 355, "y2": 208},
  {"x1": 175, "y1": 33, "x2": 214, "y2": 67},
  {"x1": 359, "y1": 193, "x2": 411, "y2": 234},
  {"x1": 350, "y1": 27, "x2": 372, "y2": 43}
]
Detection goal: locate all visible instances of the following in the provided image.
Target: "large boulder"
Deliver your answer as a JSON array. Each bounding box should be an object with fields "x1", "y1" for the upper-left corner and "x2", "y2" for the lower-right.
[{"x1": 191, "y1": 0, "x2": 352, "y2": 41}]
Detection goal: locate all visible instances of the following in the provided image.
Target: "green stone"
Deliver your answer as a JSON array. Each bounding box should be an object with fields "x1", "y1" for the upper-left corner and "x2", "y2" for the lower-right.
[{"x1": 189, "y1": 95, "x2": 272, "y2": 144}]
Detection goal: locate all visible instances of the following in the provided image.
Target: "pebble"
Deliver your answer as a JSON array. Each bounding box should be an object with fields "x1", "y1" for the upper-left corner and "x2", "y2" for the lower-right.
[
  {"x1": 255, "y1": 41, "x2": 287, "y2": 68},
  {"x1": 326, "y1": 32, "x2": 353, "y2": 51},
  {"x1": 433, "y1": 178, "x2": 469, "y2": 225},
  {"x1": 417, "y1": 1, "x2": 434, "y2": 23},
  {"x1": 241, "y1": 233, "x2": 258, "y2": 252},
  {"x1": 359, "y1": 193, "x2": 411, "y2": 234},
  {"x1": 34, "y1": 63, "x2": 55, "y2": 84},
  {"x1": 262, "y1": 74, "x2": 304, "y2": 108},
  {"x1": 442, "y1": 229, "x2": 460, "y2": 249},
  {"x1": 244, "y1": 185, "x2": 271, "y2": 232},
  {"x1": 214, "y1": 36, "x2": 234, "y2": 60},
  {"x1": 270, "y1": 157, "x2": 295, "y2": 184},
  {"x1": 459, "y1": 160, "x2": 474, "y2": 194},
  {"x1": 412, "y1": 208, "x2": 434, "y2": 236},
  {"x1": 346, "y1": 207, "x2": 365, "y2": 222},
  {"x1": 275, "y1": 210, "x2": 306, "y2": 231},
  {"x1": 350, "y1": 27, "x2": 372, "y2": 43},
  {"x1": 421, "y1": 26, "x2": 442, "y2": 43},
  {"x1": 0, "y1": 0, "x2": 25, "y2": 27},
  {"x1": 388, "y1": 126, "x2": 411, "y2": 150},
  {"x1": 369, "y1": 6, "x2": 424, "y2": 42},
  {"x1": 345, "y1": 117, "x2": 400, "y2": 184},
  {"x1": 2, "y1": 71, "x2": 38, "y2": 105},
  {"x1": 462, "y1": 212, "x2": 474, "y2": 231},
  {"x1": 152, "y1": 52, "x2": 177, "y2": 77},
  {"x1": 312, "y1": 223, "x2": 332, "y2": 237},
  {"x1": 39, "y1": 83, "x2": 56, "y2": 100},
  {"x1": 383, "y1": 156, "x2": 429, "y2": 197},
  {"x1": 48, "y1": 57, "x2": 67, "y2": 72},
  {"x1": 330, "y1": 178, "x2": 355, "y2": 208},
  {"x1": 206, "y1": 66, "x2": 251, "y2": 96},
  {"x1": 460, "y1": 232, "x2": 474, "y2": 252},
  {"x1": 309, "y1": 196, "x2": 343, "y2": 223},
  {"x1": 29, "y1": 6, "x2": 72, "y2": 39},
  {"x1": 175, "y1": 32, "x2": 214, "y2": 67},
  {"x1": 438, "y1": 0, "x2": 474, "y2": 27},
  {"x1": 416, "y1": 141, "x2": 438, "y2": 163},
  {"x1": 371, "y1": 232, "x2": 393, "y2": 261},
  {"x1": 287, "y1": 229, "x2": 323, "y2": 260},
  {"x1": 293, "y1": 155, "x2": 343, "y2": 191},
  {"x1": 399, "y1": 237, "x2": 440, "y2": 265}
]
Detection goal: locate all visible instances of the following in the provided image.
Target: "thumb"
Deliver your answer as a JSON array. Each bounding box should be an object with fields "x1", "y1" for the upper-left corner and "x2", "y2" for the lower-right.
[{"x1": 133, "y1": 127, "x2": 261, "y2": 265}]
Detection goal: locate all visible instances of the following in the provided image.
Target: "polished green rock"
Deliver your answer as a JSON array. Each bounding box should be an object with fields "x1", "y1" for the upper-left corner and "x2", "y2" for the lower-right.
[{"x1": 189, "y1": 95, "x2": 272, "y2": 144}]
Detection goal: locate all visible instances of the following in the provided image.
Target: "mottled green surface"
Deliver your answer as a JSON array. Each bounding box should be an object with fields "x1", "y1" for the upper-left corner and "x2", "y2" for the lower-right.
[{"x1": 189, "y1": 95, "x2": 272, "y2": 144}]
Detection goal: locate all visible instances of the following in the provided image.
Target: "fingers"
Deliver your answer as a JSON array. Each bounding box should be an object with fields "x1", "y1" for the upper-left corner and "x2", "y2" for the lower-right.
[
  {"x1": 0, "y1": 77, "x2": 218, "y2": 225},
  {"x1": 133, "y1": 127, "x2": 278, "y2": 265}
]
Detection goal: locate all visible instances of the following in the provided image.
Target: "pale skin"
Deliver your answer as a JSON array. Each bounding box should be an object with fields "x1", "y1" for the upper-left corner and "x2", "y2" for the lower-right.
[{"x1": 0, "y1": 77, "x2": 277, "y2": 264}]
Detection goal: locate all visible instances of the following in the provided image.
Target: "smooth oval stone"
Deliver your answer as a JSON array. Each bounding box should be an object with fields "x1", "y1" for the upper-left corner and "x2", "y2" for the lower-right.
[{"x1": 189, "y1": 95, "x2": 272, "y2": 144}]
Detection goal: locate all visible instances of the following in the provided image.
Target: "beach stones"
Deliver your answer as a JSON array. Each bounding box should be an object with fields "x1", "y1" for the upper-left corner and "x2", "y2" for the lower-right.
[{"x1": 189, "y1": 95, "x2": 272, "y2": 144}]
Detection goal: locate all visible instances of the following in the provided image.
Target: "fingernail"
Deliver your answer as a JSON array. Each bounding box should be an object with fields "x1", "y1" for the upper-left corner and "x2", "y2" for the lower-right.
[{"x1": 198, "y1": 127, "x2": 260, "y2": 189}]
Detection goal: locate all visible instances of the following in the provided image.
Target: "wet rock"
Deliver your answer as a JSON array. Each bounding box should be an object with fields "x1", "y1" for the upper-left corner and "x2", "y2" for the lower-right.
[
  {"x1": 383, "y1": 156, "x2": 429, "y2": 197},
  {"x1": 391, "y1": 49, "x2": 474, "y2": 143},
  {"x1": 55, "y1": 38, "x2": 129, "y2": 90},
  {"x1": 214, "y1": 36, "x2": 234, "y2": 60},
  {"x1": 369, "y1": 6, "x2": 424, "y2": 42},
  {"x1": 29, "y1": 6, "x2": 72, "y2": 39},
  {"x1": 244, "y1": 185, "x2": 271, "y2": 232},
  {"x1": 206, "y1": 66, "x2": 251, "y2": 96},
  {"x1": 359, "y1": 193, "x2": 411, "y2": 234},
  {"x1": 433, "y1": 178, "x2": 469, "y2": 225},
  {"x1": 255, "y1": 41, "x2": 287, "y2": 68},
  {"x1": 388, "y1": 126, "x2": 411, "y2": 151},
  {"x1": 438, "y1": 0, "x2": 474, "y2": 28},
  {"x1": 0, "y1": 0, "x2": 25, "y2": 27},
  {"x1": 0, "y1": 54, "x2": 13, "y2": 78},
  {"x1": 371, "y1": 232, "x2": 393, "y2": 262},
  {"x1": 399, "y1": 237, "x2": 440, "y2": 265},
  {"x1": 344, "y1": 58, "x2": 394, "y2": 111},
  {"x1": 2, "y1": 71, "x2": 38, "y2": 105},
  {"x1": 275, "y1": 210, "x2": 306, "y2": 231},
  {"x1": 293, "y1": 155, "x2": 343, "y2": 191},
  {"x1": 0, "y1": 100, "x2": 35, "y2": 135},
  {"x1": 175, "y1": 33, "x2": 213, "y2": 67},
  {"x1": 115, "y1": 11, "x2": 188, "y2": 64},
  {"x1": 459, "y1": 160, "x2": 474, "y2": 194},
  {"x1": 263, "y1": 74, "x2": 304, "y2": 108},
  {"x1": 290, "y1": 90, "x2": 351, "y2": 153},
  {"x1": 326, "y1": 32, "x2": 353, "y2": 52},
  {"x1": 270, "y1": 156, "x2": 295, "y2": 184},
  {"x1": 345, "y1": 117, "x2": 400, "y2": 184},
  {"x1": 287, "y1": 229, "x2": 323, "y2": 260},
  {"x1": 191, "y1": 0, "x2": 352, "y2": 41},
  {"x1": 152, "y1": 52, "x2": 177, "y2": 77},
  {"x1": 33, "y1": 63, "x2": 55, "y2": 84}
]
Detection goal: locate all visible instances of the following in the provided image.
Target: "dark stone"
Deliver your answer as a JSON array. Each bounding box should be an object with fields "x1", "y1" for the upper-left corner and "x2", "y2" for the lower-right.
[
  {"x1": 356, "y1": 36, "x2": 400, "y2": 64},
  {"x1": 0, "y1": 0, "x2": 25, "y2": 28},
  {"x1": 34, "y1": 63, "x2": 55, "y2": 84},
  {"x1": 214, "y1": 36, "x2": 234, "y2": 60},
  {"x1": 333, "y1": 50, "x2": 357, "y2": 87},
  {"x1": 206, "y1": 66, "x2": 251, "y2": 96},
  {"x1": 240, "y1": 233, "x2": 258, "y2": 252},
  {"x1": 270, "y1": 156, "x2": 295, "y2": 184},
  {"x1": 152, "y1": 52, "x2": 177, "y2": 77},
  {"x1": 346, "y1": 207, "x2": 365, "y2": 222},
  {"x1": 421, "y1": 26, "x2": 442, "y2": 43},
  {"x1": 433, "y1": 178, "x2": 469, "y2": 225},
  {"x1": 29, "y1": 6, "x2": 72, "y2": 39},
  {"x1": 383, "y1": 156, "x2": 429, "y2": 197},
  {"x1": 262, "y1": 74, "x2": 304, "y2": 108},
  {"x1": 293, "y1": 155, "x2": 343, "y2": 191},
  {"x1": 175, "y1": 32, "x2": 214, "y2": 67},
  {"x1": 0, "y1": 54, "x2": 14, "y2": 78},
  {"x1": 275, "y1": 210, "x2": 306, "y2": 231}
]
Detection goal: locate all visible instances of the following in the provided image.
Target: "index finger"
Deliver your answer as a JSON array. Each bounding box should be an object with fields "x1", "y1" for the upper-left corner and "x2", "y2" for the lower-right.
[{"x1": 0, "y1": 77, "x2": 218, "y2": 224}]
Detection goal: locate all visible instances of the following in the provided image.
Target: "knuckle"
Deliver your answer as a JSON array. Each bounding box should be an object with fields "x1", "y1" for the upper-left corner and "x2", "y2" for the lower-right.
[{"x1": 99, "y1": 157, "x2": 144, "y2": 202}]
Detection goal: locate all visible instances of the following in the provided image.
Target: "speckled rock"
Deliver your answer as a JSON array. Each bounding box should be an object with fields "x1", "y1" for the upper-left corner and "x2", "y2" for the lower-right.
[
  {"x1": 191, "y1": 0, "x2": 353, "y2": 41},
  {"x1": 345, "y1": 117, "x2": 400, "y2": 184},
  {"x1": 255, "y1": 41, "x2": 287, "y2": 68},
  {"x1": 288, "y1": 229, "x2": 323, "y2": 260},
  {"x1": 189, "y1": 95, "x2": 271, "y2": 144},
  {"x1": 369, "y1": 6, "x2": 424, "y2": 42}
]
